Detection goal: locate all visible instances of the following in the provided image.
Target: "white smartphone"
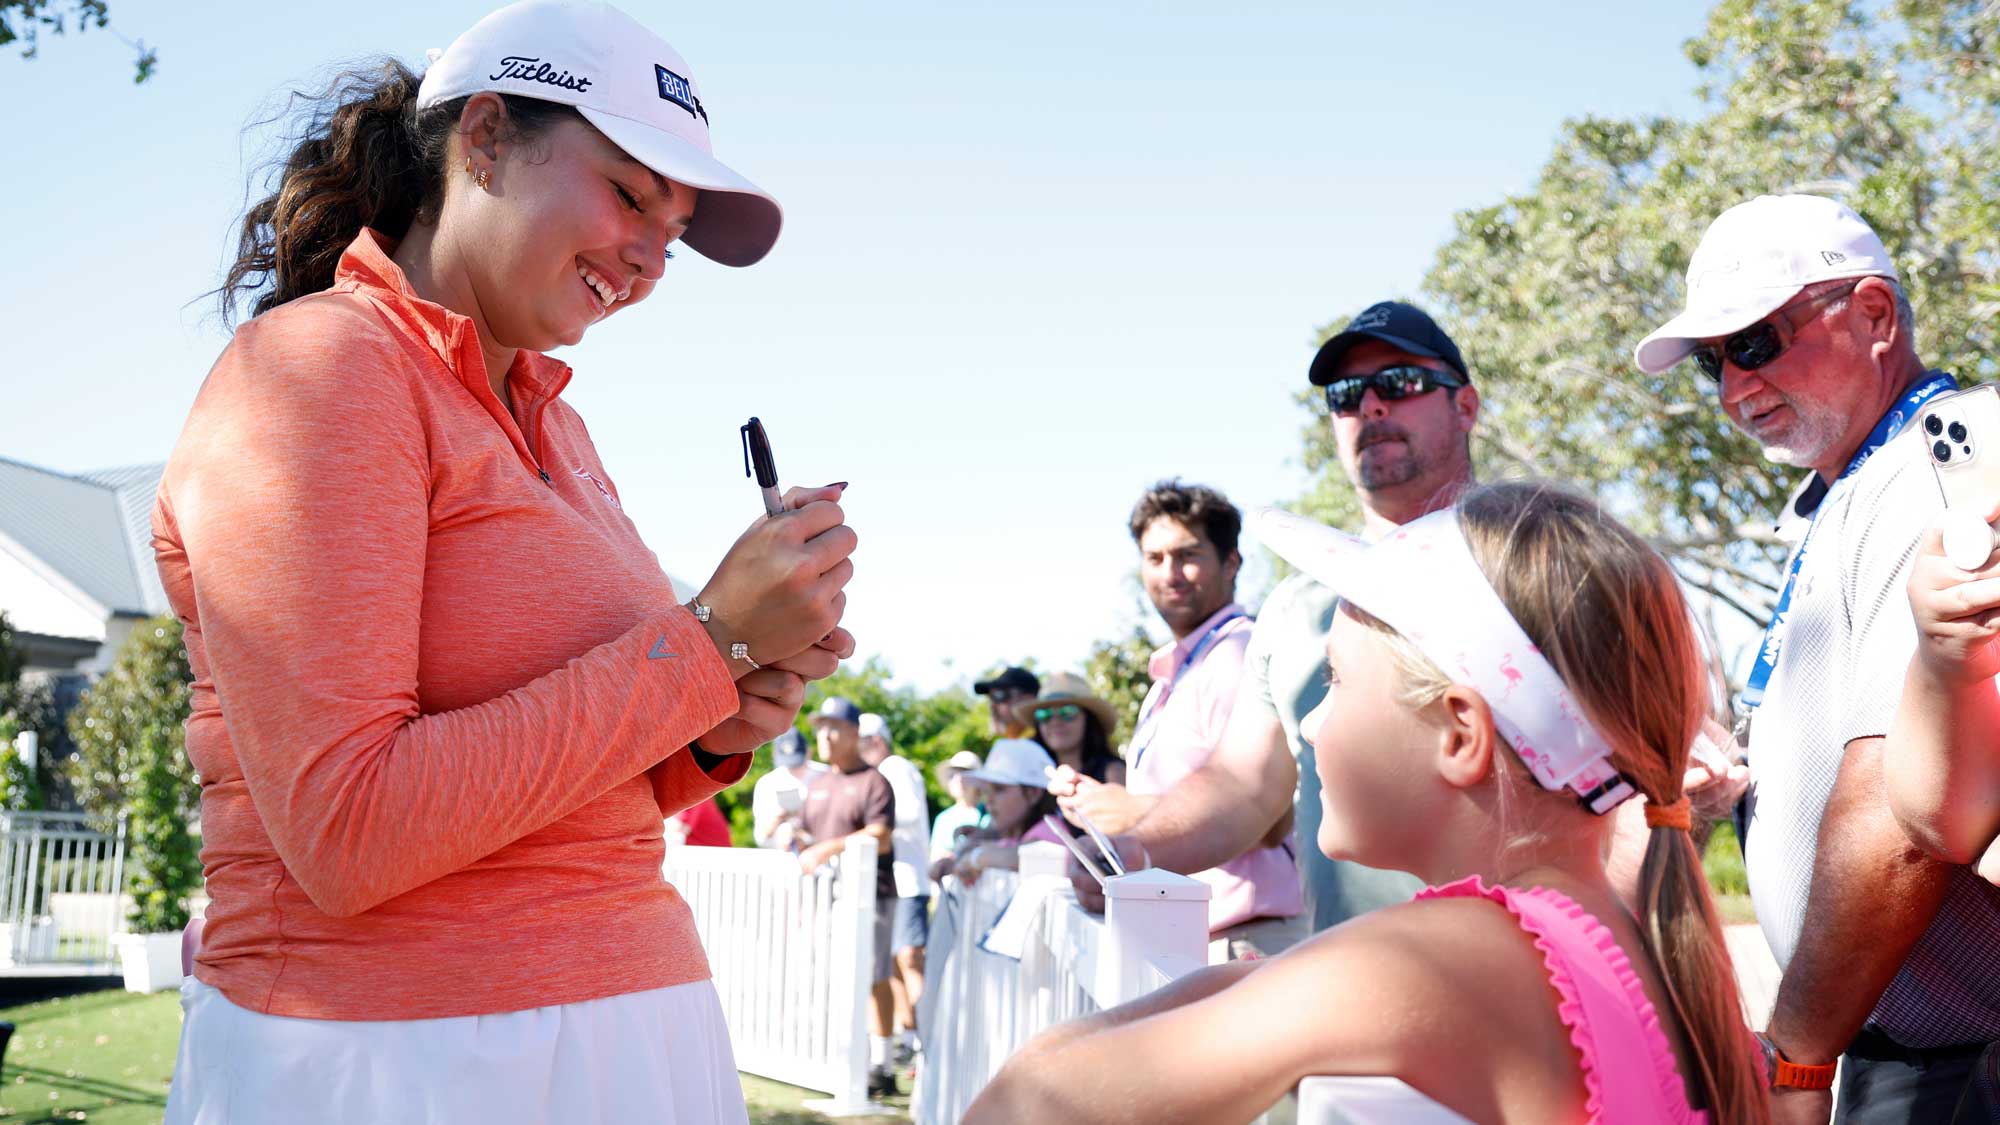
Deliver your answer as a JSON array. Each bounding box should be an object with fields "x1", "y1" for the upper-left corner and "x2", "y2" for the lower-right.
[{"x1": 1917, "y1": 386, "x2": 2000, "y2": 568}]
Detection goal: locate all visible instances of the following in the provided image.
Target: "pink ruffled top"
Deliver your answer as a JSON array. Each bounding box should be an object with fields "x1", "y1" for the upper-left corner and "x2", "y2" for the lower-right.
[{"x1": 1416, "y1": 876, "x2": 1708, "y2": 1124}]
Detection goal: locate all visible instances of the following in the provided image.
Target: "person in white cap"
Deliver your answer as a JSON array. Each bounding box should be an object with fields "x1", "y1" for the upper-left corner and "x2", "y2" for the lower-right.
[
  {"x1": 968, "y1": 484, "x2": 1768, "y2": 1123},
  {"x1": 160, "y1": 3, "x2": 857, "y2": 1122},
  {"x1": 857, "y1": 712, "x2": 931, "y2": 1073},
  {"x1": 929, "y1": 750, "x2": 990, "y2": 871},
  {"x1": 932, "y1": 739, "x2": 1067, "y2": 886},
  {"x1": 1635, "y1": 194, "x2": 2000, "y2": 1124},
  {"x1": 751, "y1": 728, "x2": 827, "y2": 850}
]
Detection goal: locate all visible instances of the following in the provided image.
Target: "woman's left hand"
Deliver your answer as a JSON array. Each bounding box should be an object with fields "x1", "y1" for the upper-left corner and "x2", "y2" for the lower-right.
[
  {"x1": 766, "y1": 625, "x2": 857, "y2": 681},
  {"x1": 696, "y1": 668, "x2": 811, "y2": 756}
]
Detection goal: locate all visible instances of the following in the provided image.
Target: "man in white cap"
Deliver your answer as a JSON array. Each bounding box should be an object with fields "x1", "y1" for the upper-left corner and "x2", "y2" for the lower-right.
[
  {"x1": 1635, "y1": 194, "x2": 2000, "y2": 1123},
  {"x1": 750, "y1": 729, "x2": 826, "y2": 850},
  {"x1": 857, "y1": 712, "x2": 931, "y2": 1071}
]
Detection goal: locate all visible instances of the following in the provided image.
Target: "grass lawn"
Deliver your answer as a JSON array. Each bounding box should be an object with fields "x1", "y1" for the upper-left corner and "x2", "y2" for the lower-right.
[
  {"x1": 0, "y1": 988, "x2": 175, "y2": 1123},
  {"x1": 0, "y1": 988, "x2": 910, "y2": 1124}
]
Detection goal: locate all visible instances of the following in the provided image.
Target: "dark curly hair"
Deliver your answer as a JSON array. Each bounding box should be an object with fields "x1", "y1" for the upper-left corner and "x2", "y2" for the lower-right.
[{"x1": 215, "y1": 59, "x2": 577, "y2": 325}]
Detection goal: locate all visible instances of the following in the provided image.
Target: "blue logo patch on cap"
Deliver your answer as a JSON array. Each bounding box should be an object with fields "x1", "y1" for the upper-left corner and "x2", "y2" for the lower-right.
[{"x1": 654, "y1": 65, "x2": 709, "y2": 125}]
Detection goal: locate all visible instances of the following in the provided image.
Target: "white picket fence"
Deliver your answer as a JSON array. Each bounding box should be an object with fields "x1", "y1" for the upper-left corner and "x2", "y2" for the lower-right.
[
  {"x1": 913, "y1": 842, "x2": 1217, "y2": 1125},
  {"x1": 0, "y1": 811, "x2": 127, "y2": 969},
  {"x1": 661, "y1": 836, "x2": 883, "y2": 1115},
  {"x1": 665, "y1": 835, "x2": 1787, "y2": 1125}
]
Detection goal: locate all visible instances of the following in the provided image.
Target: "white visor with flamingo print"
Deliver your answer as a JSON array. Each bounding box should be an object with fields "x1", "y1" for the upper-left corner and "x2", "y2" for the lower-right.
[{"x1": 1255, "y1": 506, "x2": 1637, "y2": 815}]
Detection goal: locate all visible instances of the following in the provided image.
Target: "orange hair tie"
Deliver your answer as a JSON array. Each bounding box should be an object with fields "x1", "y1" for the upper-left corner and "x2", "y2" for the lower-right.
[{"x1": 1644, "y1": 797, "x2": 1693, "y2": 831}]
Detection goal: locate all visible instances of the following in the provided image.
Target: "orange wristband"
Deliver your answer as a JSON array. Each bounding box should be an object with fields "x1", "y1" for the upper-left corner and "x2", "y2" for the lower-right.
[{"x1": 1757, "y1": 1034, "x2": 1838, "y2": 1090}]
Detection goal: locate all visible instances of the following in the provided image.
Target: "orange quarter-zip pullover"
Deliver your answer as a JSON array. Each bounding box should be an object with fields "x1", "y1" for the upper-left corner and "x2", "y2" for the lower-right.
[{"x1": 153, "y1": 229, "x2": 745, "y2": 1020}]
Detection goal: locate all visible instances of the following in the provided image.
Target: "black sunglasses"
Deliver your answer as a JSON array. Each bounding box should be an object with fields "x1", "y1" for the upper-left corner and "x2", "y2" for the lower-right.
[
  {"x1": 1323, "y1": 365, "x2": 1465, "y2": 415},
  {"x1": 1689, "y1": 283, "x2": 1857, "y2": 381}
]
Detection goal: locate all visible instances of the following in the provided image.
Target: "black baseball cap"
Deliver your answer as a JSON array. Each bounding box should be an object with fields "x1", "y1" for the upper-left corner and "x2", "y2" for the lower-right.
[
  {"x1": 1309, "y1": 301, "x2": 1470, "y2": 386},
  {"x1": 973, "y1": 666, "x2": 1040, "y2": 697}
]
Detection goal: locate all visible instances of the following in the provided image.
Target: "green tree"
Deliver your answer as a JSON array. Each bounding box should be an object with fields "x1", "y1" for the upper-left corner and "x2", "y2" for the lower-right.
[
  {"x1": 63, "y1": 617, "x2": 198, "y2": 930},
  {"x1": 0, "y1": 714, "x2": 45, "y2": 813},
  {"x1": 64, "y1": 618, "x2": 196, "y2": 822},
  {"x1": 1, "y1": 0, "x2": 153, "y2": 81},
  {"x1": 1296, "y1": 0, "x2": 2000, "y2": 639},
  {"x1": 0, "y1": 611, "x2": 22, "y2": 704},
  {"x1": 1084, "y1": 626, "x2": 1155, "y2": 748},
  {"x1": 712, "y1": 657, "x2": 991, "y2": 847}
]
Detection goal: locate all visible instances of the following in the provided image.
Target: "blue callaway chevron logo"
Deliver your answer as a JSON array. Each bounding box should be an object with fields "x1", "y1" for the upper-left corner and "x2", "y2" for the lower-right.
[
  {"x1": 654, "y1": 65, "x2": 709, "y2": 125},
  {"x1": 647, "y1": 634, "x2": 678, "y2": 660}
]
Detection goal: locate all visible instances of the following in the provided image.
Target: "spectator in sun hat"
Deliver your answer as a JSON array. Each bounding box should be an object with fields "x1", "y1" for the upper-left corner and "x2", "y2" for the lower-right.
[
  {"x1": 973, "y1": 665, "x2": 1041, "y2": 738},
  {"x1": 1636, "y1": 193, "x2": 2000, "y2": 1123},
  {"x1": 155, "y1": 1, "x2": 857, "y2": 1120},
  {"x1": 751, "y1": 728, "x2": 826, "y2": 850},
  {"x1": 1025, "y1": 671, "x2": 1125, "y2": 786}
]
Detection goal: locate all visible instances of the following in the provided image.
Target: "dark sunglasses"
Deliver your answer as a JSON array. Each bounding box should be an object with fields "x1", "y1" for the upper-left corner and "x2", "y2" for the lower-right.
[
  {"x1": 1689, "y1": 283, "x2": 1857, "y2": 381},
  {"x1": 1323, "y1": 365, "x2": 1466, "y2": 415},
  {"x1": 1033, "y1": 704, "x2": 1081, "y2": 723}
]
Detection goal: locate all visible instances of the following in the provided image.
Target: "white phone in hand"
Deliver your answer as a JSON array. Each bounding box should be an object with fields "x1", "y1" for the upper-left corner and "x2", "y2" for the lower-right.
[{"x1": 1917, "y1": 385, "x2": 2000, "y2": 569}]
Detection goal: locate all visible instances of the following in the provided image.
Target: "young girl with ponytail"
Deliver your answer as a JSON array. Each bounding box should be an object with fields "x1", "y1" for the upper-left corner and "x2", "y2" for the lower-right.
[
  {"x1": 156, "y1": 2, "x2": 857, "y2": 1121},
  {"x1": 968, "y1": 481, "x2": 1767, "y2": 1124}
]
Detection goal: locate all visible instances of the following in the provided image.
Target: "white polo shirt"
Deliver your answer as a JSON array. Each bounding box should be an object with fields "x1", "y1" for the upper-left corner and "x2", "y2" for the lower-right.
[{"x1": 1743, "y1": 419, "x2": 2000, "y2": 1048}]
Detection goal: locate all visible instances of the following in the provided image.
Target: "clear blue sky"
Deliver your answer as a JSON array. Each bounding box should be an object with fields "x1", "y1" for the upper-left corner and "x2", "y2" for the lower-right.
[{"x1": 5, "y1": 1, "x2": 1712, "y2": 692}]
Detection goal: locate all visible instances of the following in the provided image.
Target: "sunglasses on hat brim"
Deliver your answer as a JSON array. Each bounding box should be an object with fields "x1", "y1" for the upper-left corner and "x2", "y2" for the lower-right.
[{"x1": 1323, "y1": 365, "x2": 1466, "y2": 415}]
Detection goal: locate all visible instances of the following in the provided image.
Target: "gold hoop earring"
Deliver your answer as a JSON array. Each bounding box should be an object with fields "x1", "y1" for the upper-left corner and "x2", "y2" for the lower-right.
[{"x1": 475, "y1": 168, "x2": 492, "y2": 191}]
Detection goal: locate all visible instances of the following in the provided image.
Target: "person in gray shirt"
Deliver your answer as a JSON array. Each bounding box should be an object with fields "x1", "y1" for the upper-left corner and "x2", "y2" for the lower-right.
[{"x1": 1096, "y1": 301, "x2": 1478, "y2": 930}]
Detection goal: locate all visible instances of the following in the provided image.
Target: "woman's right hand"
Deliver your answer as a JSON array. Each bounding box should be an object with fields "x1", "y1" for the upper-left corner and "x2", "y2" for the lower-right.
[{"x1": 698, "y1": 484, "x2": 857, "y2": 678}]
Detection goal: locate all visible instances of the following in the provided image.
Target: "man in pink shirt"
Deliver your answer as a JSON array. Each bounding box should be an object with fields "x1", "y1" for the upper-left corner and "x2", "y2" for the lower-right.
[{"x1": 1058, "y1": 481, "x2": 1305, "y2": 961}]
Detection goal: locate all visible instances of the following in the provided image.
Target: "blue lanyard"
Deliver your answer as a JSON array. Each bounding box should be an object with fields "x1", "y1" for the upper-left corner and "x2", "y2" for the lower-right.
[
  {"x1": 1130, "y1": 610, "x2": 1248, "y2": 766},
  {"x1": 1739, "y1": 372, "x2": 1957, "y2": 712}
]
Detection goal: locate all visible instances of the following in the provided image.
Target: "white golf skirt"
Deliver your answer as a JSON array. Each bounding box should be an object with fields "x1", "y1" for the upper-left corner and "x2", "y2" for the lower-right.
[{"x1": 163, "y1": 976, "x2": 748, "y2": 1124}]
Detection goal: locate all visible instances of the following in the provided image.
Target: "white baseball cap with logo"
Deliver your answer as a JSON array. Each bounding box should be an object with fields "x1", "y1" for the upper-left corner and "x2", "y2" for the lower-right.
[
  {"x1": 417, "y1": 0, "x2": 781, "y2": 266},
  {"x1": 1633, "y1": 194, "x2": 1899, "y2": 374}
]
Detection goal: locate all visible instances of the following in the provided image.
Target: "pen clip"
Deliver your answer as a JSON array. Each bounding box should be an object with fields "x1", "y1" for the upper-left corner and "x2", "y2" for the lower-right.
[{"x1": 740, "y1": 417, "x2": 779, "y2": 488}]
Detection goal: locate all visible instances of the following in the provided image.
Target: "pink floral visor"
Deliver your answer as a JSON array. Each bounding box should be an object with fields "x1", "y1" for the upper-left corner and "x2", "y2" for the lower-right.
[{"x1": 1255, "y1": 506, "x2": 1636, "y2": 815}]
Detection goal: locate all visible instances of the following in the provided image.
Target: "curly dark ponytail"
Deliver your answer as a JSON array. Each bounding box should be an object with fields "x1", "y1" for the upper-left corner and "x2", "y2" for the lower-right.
[{"x1": 216, "y1": 59, "x2": 574, "y2": 326}]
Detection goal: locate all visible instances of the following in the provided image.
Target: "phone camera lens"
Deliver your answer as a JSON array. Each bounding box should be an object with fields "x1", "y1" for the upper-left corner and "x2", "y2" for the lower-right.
[
  {"x1": 1934, "y1": 440, "x2": 1953, "y2": 463},
  {"x1": 1949, "y1": 421, "x2": 1969, "y2": 443},
  {"x1": 1926, "y1": 415, "x2": 1945, "y2": 436}
]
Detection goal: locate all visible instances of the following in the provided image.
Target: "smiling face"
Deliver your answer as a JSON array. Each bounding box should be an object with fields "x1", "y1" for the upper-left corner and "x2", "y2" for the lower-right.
[
  {"x1": 450, "y1": 99, "x2": 698, "y2": 360},
  {"x1": 1300, "y1": 607, "x2": 1449, "y2": 868},
  {"x1": 1138, "y1": 516, "x2": 1240, "y2": 638}
]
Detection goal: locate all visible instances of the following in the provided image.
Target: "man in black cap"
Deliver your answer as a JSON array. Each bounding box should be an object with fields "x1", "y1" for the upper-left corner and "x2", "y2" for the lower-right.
[
  {"x1": 1100, "y1": 301, "x2": 1478, "y2": 932},
  {"x1": 972, "y1": 666, "x2": 1040, "y2": 739}
]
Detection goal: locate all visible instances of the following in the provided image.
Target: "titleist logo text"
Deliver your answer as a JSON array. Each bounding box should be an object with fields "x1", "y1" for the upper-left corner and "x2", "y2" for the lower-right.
[{"x1": 490, "y1": 56, "x2": 592, "y2": 93}]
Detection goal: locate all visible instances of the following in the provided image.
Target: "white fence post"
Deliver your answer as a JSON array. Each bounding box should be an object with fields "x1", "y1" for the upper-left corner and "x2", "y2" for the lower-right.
[
  {"x1": 661, "y1": 836, "x2": 889, "y2": 1116},
  {"x1": 800, "y1": 834, "x2": 887, "y2": 1117},
  {"x1": 1097, "y1": 868, "x2": 1210, "y2": 1005}
]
